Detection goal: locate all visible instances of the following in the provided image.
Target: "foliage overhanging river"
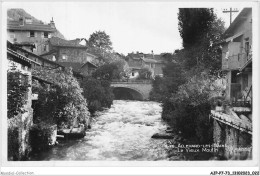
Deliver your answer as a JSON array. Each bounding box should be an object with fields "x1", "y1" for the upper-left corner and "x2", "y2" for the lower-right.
[{"x1": 30, "y1": 100, "x2": 180, "y2": 161}]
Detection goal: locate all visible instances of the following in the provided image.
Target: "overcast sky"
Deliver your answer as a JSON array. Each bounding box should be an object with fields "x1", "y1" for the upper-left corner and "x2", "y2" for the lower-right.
[{"x1": 3, "y1": 2, "x2": 246, "y2": 55}]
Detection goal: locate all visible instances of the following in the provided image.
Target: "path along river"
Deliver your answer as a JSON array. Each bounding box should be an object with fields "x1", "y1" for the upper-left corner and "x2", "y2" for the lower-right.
[{"x1": 30, "y1": 100, "x2": 176, "y2": 161}]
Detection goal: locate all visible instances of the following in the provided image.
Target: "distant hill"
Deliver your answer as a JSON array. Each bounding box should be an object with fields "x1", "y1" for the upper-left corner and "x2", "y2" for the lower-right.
[{"x1": 7, "y1": 8, "x2": 66, "y2": 39}]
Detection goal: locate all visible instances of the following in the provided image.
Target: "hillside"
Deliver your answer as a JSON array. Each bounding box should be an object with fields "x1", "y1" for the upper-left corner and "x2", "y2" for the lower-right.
[{"x1": 7, "y1": 8, "x2": 65, "y2": 39}]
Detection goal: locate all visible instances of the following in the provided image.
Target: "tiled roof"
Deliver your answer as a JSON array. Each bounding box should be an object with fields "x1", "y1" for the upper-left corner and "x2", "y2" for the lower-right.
[
  {"x1": 49, "y1": 37, "x2": 88, "y2": 48},
  {"x1": 7, "y1": 20, "x2": 56, "y2": 32}
]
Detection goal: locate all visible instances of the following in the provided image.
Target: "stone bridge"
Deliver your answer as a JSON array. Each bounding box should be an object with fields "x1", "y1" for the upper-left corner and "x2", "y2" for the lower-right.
[{"x1": 111, "y1": 80, "x2": 152, "y2": 100}]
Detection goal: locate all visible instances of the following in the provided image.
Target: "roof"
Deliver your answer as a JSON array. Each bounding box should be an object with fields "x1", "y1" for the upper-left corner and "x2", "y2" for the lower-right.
[
  {"x1": 224, "y1": 8, "x2": 252, "y2": 38},
  {"x1": 40, "y1": 49, "x2": 58, "y2": 56},
  {"x1": 7, "y1": 20, "x2": 56, "y2": 32},
  {"x1": 57, "y1": 62, "x2": 84, "y2": 72},
  {"x1": 57, "y1": 61, "x2": 97, "y2": 73},
  {"x1": 7, "y1": 48, "x2": 41, "y2": 66},
  {"x1": 7, "y1": 41, "x2": 63, "y2": 67},
  {"x1": 142, "y1": 57, "x2": 164, "y2": 64},
  {"x1": 82, "y1": 61, "x2": 98, "y2": 68},
  {"x1": 49, "y1": 37, "x2": 88, "y2": 48}
]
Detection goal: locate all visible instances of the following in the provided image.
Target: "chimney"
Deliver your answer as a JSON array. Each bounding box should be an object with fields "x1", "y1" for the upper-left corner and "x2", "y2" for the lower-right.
[
  {"x1": 151, "y1": 50, "x2": 154, "y2": 58},
  {"x1": 19, "y1": 17, "x2": 24, "y2": 26},
  {"x1": 50, "y1": 17, "x2": 55, "y2": 28}
]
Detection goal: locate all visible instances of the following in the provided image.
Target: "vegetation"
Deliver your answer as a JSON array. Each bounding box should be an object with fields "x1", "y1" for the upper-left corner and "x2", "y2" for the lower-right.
[
  {"x1": 7, "y1": 63, "x2": 30, "y2": 160},
  {"x1": 81, "y1": 77, "x2": 114, "y2": 114},
  {"x1": 81, "y1": 60, "x2": 130, "y2": 114},
  {"x1": 32, "y1": 67, "x2": 90, "y2": 129},
  {"x1": 151, "y1": 8, "x2": 225, "y2": 144},
  {"x1": 88, "y1": 30, "x2": 113, "y2": 52},
  {"x1": 7, "y1": 63, "x2": 30, "y2": 119},
  {"x1": 137, "y1": 66, "x2": 152, "y2": 80},
  {"x1": 92, "y1": 60, "x2": 128, "y2": 81}
]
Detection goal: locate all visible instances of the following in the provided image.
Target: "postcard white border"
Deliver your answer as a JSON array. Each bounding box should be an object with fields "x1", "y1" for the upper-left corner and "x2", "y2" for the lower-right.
[{"x1": 1, "y1": 0, "x2": 259, "y2": 175}]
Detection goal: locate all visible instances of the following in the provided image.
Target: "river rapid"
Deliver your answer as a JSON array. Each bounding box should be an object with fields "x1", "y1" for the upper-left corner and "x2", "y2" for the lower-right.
[{"x1": 30, "y1": 100, "x2": 174, "y2": 161}]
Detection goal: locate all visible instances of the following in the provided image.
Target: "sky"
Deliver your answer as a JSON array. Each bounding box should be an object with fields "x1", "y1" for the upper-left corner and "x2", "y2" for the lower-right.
[{"x1": 3, "y1": 2, "x2": 246, "y2": 55}]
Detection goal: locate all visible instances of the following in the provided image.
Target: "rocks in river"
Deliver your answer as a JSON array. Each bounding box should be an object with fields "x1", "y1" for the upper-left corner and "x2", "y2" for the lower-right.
[{"x1": 151, "y1": 133, "x2": 174, "y2": 139}]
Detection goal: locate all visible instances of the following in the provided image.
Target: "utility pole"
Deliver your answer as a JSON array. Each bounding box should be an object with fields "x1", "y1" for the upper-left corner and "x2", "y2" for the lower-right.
[{"x1": 223, "y1": 8, "x2": 239, "y2": 25}]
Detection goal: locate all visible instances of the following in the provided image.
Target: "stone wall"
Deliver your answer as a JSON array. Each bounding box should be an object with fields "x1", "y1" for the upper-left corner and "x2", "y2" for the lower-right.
[
  {"x1": 58, "y1": 47, "x2": 94, "y2": 63},
  {"x1": 213, "y1": 119, "x2": 252, "y2": 160},
  {"x1": 111, "y1": 82, "x2": 152, "y2": 100}
]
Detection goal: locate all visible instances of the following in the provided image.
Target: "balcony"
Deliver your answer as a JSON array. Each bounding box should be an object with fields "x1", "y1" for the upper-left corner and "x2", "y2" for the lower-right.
[{"x1": 222, "y1": 53, "x2": 252, "y2": 71}]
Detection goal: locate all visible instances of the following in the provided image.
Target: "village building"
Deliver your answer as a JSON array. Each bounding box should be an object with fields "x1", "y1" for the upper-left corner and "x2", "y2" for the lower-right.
[
  {"x1": 126, "y1": 52, "x2": 165, "y2": 79},
  {"x1": 210, "y1": 8, "x2": 252, "y2": 160},
  {"x1": 38, "y1": 37, "x2": 98, "y2": 76},
  {"x1": 7, "y1": 17, "x2": 57, "y2": 54}
]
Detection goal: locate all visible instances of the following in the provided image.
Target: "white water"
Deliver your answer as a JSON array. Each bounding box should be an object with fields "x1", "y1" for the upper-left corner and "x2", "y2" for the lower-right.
[{"x1": 31, "y1": 100, "x2": 171, "y2": 161}]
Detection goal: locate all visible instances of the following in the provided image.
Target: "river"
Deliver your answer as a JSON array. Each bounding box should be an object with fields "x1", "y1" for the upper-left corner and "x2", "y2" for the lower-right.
[{"x1": 30, "y1": 100, "x2": 174, "y2": 161}]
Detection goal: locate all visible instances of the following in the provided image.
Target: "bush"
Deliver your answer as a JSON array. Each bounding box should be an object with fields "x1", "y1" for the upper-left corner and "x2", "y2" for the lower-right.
[
  {"x1": 81, "y1": 77, "x2": 114, "y2": 114},
  {"x1": 32, "y1": 67, "x2": 90, "y2": 128},
  {"x1": 162, "y1": 72, "x2": 224, "y2": 143}
]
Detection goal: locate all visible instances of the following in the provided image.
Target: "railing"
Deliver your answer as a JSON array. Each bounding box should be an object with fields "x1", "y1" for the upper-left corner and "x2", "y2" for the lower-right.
[
  {"x1": 222, "y1": 53, "x2": 252, "y2": 70},
  {"x1": 111, "y1": 79, "x2": 152, "y2": 84}
]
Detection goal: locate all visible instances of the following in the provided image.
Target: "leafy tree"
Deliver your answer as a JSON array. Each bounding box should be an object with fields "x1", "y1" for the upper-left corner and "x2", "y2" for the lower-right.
[
  {"x1": 88, "y1": 31, "x2": 113, "y2": 52},
  {"x1": 177, "y1": 8, "x2": 225, "y2": 72},
  {"x1": 178, "y1": 8, "x2": 215, "y2": 49},
  {"x1": 92, "y1": 60, "x2": 128, "y2": 81}
]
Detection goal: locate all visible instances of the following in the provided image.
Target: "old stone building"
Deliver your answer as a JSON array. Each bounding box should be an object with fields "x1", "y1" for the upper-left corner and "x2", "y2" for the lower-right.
[
  {"x1": 38, "y1": 37, "x2": 98, "y2": 75},
  {"x1": 7, "y1": 17, "x2": 57, "y2": 54}
]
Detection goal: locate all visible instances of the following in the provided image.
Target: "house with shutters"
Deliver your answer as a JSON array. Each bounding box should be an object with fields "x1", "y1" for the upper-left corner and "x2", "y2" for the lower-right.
[
  {"x1": 7, "y1": 17, "x2": 56, "y2": 54},
  {"x1": 210, "y1": 8, "x2": 252, "y2": 160}
]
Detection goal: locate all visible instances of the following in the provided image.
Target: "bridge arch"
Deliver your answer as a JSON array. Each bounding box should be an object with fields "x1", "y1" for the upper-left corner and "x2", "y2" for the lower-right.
[
  {"x1": 111, "y1": 81, "x2": 152, "y2": 100},
  {"x1": 112, "y1": 86, "x2": 145, "y2": 100}
]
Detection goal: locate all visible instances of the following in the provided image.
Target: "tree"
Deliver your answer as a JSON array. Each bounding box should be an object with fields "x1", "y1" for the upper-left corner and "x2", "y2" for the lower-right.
[
  {"x1": 92, "y1": 60, "x2": 128, "y2": 81},
  {"x1": 178, "y1": 8, "x2": 215, "y2": 49},
  {"x1": 88, "y1": 31, "x2": 113, "y2": 52},
  {"x1": 81, "y1": 77, "x2": 114, "y2": 114},
  {"x1": 177, "y1": 8, "x2": 225, "y2": 73}
]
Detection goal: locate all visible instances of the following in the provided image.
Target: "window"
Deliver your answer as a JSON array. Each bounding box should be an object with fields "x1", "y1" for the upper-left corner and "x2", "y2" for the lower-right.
[
  {"x1": 245, "y1": 39, "x2": 250, "y2": 57},
  {"x1": 62, "y1": 55, "x2": 68, "y2": 60},
  {"x1": 44, "y1": 32, "x2": 49, "y2": 38},
  {"x1": 29, "y1": 31, "x2": 35, "y2": 37}
]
